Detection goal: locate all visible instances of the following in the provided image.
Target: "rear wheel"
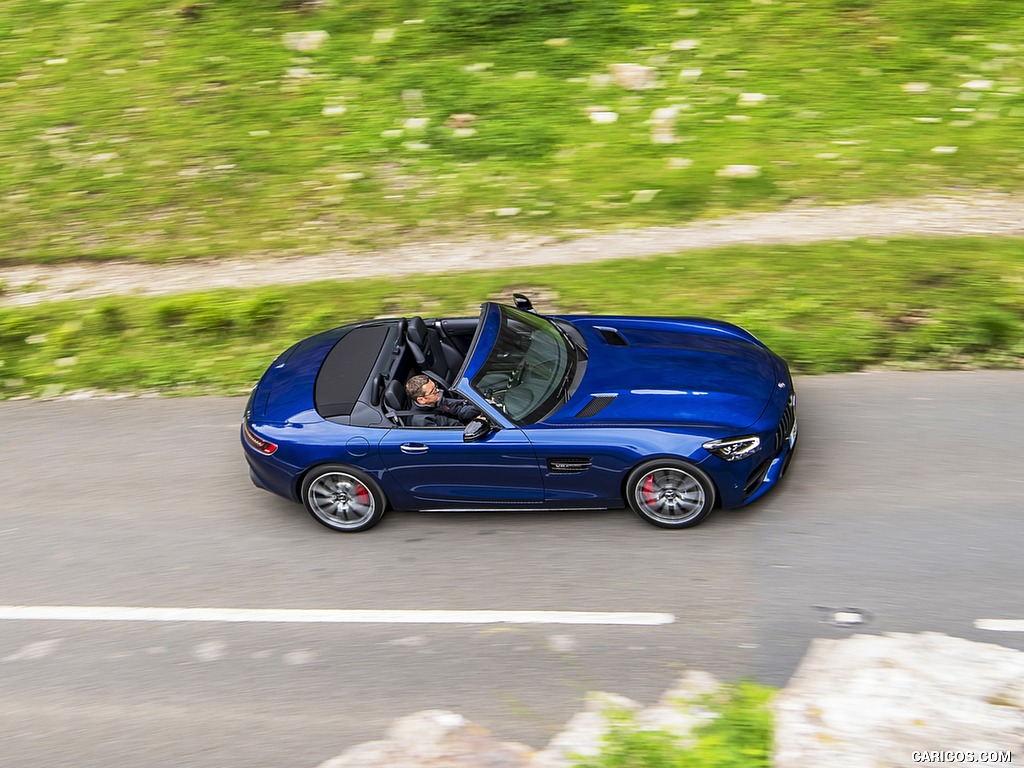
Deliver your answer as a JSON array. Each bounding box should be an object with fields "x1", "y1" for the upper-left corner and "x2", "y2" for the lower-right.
[
  {"x1": 626, "y1": 460, "x2": 715, "y2": 529},
  {"x1": 301, "y1": 465, "x2": 386, "y2": 532}
]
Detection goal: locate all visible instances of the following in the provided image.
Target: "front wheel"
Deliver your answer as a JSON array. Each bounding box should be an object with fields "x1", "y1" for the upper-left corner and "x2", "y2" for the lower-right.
[
  {"x1": 301, "y1": 465, "x2": 386, "y2": 532},
  {"x1": 625, "y1": 460, "x2": 715, "y2": 529}
]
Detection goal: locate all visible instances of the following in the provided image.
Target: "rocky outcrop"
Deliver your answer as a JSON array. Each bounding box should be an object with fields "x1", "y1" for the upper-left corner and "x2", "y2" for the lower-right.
[
  {"x1": 774, "y1": 632, "x2": 1024, "y2": 768},
  {"x1": 315, "y1": 633, "x2": 1024, "y2": 767},
  {"x1": 317, "y1": 671, "x2": 724, "y2": 768},
  {"x1": 316, "y1": 710, "x2": 534, "y2": 768}
]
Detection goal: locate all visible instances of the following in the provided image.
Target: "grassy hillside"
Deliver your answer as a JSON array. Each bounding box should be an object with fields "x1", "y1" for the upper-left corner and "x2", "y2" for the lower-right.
[
  {"x1": 2, "y1": 0, "x2": 1023, "y2": 265},
  {"x1": 2, "y1": 235, "x2": 1021, "y2": 399}
]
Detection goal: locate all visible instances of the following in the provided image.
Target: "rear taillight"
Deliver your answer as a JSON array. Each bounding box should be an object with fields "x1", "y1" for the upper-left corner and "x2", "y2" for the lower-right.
[{"x1": 243, "y1": 421, "x2": 278, "y2": 455}]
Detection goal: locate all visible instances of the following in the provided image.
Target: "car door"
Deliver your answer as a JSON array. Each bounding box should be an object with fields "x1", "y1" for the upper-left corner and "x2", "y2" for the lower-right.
[{"x1": 377, "y1": 425, "x2": 545, "y2": 508}]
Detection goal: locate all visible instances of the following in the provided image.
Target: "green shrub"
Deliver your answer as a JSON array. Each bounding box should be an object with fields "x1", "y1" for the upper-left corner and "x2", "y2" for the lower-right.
[{"x1": 573, "y1": 681, "x2": 774, "y2": 768}]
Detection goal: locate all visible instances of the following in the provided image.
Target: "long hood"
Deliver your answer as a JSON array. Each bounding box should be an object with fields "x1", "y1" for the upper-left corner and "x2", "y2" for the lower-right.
[{"x1": 544, "y1": 317, "x2": 781, "y2": 430}]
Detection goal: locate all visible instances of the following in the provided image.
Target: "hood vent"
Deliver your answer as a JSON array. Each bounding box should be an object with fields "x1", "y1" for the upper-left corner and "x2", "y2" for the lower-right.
[
  {"x1": 595, "y1": 326, "x2": 628, "y2": 346},
  {"x1": 575, "y1": 394, "x2": 617, "y2": 418},
  {"x1": 547, "y1": 457, "x2": 592, "y2": 474}
]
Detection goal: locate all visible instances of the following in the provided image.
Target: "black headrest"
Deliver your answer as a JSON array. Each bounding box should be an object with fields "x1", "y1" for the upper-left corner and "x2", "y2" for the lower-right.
[
  {"x1": 407, "y1": 316, "x2": 427, "y2": 346},
  {"x1": 384, "y1": 380, "x2": 408, "y2": 411}
]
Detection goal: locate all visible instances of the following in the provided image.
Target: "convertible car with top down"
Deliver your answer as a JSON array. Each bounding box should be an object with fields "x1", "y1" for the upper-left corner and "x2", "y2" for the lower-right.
[{"x1": 242, "y1": 295, "x2": 797, "y2": 532}]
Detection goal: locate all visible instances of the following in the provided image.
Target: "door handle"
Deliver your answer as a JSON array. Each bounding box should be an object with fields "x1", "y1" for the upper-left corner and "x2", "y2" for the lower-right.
[{"x1": 400, "y1": 443, "x2": 429, "y2": 454}]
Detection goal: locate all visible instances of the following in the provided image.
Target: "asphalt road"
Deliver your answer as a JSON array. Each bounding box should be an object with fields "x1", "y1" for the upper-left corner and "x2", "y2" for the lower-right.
[{"x1": 1, "y1": 371, "x2": 1022, "y2": 767}]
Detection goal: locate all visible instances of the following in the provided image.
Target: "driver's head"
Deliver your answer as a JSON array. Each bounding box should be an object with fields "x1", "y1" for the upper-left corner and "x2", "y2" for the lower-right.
[{"x1": 406, "y1": 374, "x2": 441, "y2": 406}]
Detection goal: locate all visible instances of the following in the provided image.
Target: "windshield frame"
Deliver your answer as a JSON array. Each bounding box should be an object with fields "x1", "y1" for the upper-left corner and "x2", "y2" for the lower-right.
[{"x1": 466, "y1": 304, "x2": 582, "y2": 426}]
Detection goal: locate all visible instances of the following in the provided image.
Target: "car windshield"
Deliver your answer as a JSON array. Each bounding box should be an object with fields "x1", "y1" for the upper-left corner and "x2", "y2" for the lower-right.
[{"x1": 470, "y1": 306, "x2": 575, "y2": 425}]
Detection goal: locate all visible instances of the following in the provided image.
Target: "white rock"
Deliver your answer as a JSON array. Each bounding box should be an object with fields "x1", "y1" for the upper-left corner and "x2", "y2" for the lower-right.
[
  {"x1": 589, "y1": 110, "x2": 618, "y2": 124},
  {"x1": 738, "y1": 92, "x2": 768, "y2": 106},
  {"x1": 318, "y1": 709, "x2": 534, "y2": 767},
  {"x1": 671, "y1": 39, "x2": 701, "y2": 51},
  {"x1": 716, "y1": 164, "x2": 761, "y2": 179},
  {"x1": 679, "y1": 68, "x2": 703, "y2": 79},
  {"x1": 902, "y1": 81, "x2": 931, "y2": 93},
  {"x1": 322, "y1": 105, "x2": 347, "y2": 116},
  {"x1": 282, "y1": 31, "x2": 329, "y2": 53},
  {"x1": 371, "y1": 28, "x2": 395, "y2": 44},
  {"x1": 610, "y1": 63, "x2": 657, "y2": 91},
  {"x1": 403, "y1": 117, "x2": 429, "y2": 130},
  {"x1": 632, "y1": 189, "x2": 660, "y2": 204},
  {"x1": 495, "y1": 208, "x2": 521, "y2": 217},
  {"x1": 534, "y1": 692, "x2": 641, "y2": 768},
  {"x1": 961, "y1": 79, "x2": 994, "y2": 90},
  {"x1": 774, "y1": 633, "x2": 1024, "y2": 768},
  {"x1": 931, "y1": 146, "x2": 959, "y2": 154}
]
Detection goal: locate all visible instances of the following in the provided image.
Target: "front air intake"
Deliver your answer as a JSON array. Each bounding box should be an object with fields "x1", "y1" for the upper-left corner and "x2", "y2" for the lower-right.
[
  {"x1": 594, "y1": 326, "x2": 629, "y2": 346},
  {"x1": 575, "y1": 394, "x2": 616, "y2": 418}
]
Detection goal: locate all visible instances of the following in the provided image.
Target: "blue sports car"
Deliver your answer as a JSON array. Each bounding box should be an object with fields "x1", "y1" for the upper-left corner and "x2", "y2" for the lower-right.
[{"x1": 242, "y1": 295, "x2": 797, "y2": 532}]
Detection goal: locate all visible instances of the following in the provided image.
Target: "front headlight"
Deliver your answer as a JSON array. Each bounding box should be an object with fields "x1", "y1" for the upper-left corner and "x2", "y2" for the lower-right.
[{"x1": 702, "y1": 435, "x2": 761, "y2": 461}]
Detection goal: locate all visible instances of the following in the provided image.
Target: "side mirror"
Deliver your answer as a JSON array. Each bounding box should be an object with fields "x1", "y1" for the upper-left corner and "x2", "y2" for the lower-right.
[
  {"x1": 463, "y1": 417, "x2": 495, "y2": 443},
  {"x1": 512, "y1": 293, "x2": 536, "y2": 313}
]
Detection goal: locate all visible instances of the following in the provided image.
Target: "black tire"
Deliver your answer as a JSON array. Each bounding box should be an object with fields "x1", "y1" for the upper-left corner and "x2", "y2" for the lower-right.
[
  {"x1": 625, "y1": 459, "x2": 716, "y2": 529},
  {"x1": 301, "y1": 465, "x2": 387, "y2": 532}
]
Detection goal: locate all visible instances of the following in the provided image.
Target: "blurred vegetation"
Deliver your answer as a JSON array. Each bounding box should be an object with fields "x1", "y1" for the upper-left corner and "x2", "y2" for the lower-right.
[
  {"x1": 1, "y1": 0, "x2": 1023, "y2": 264},
  {"x1": 573, "y1": 681, "x2": 774, "y2": 768},
  {"x1": 1, "y1": 235, "x2": 1022, "y2": 398}
]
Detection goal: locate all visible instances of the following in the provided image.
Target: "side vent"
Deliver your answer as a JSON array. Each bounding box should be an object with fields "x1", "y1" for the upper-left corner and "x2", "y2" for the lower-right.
[
  {"x1": 594, "y1": 326, "x2": 628, "y2": 346},
  {"x1": 547, "y1": 457, "x2": 592, "y2": 474},
  {"x1": 575, "y1": 394, "x2": 617, "y2": 419}
]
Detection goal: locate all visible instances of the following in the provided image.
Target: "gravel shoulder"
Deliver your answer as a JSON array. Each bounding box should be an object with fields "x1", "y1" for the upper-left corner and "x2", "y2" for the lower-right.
[{"x1": 4, "y1": 192, "x2": 1024, "y2": 307}]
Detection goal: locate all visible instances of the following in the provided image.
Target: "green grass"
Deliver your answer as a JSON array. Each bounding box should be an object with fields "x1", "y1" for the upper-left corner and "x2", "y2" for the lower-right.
[
  {"x1": 574, "y1": 681, "x2": 774, "y2": 768},
  {"x1": 1, "y1": 0, "x2": 1023, "y2": 265},
  {"x1": 1, "y1": 235, "x2": 1021, "y2": 399}
]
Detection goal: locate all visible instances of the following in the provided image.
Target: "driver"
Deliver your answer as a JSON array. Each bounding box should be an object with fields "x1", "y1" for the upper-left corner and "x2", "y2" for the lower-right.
[{"x1": 405, "y1": 374, "x2": 482, "y2": 427}]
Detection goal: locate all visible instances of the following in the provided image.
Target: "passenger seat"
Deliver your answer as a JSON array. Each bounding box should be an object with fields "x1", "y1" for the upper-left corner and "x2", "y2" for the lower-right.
[{"x1": 407, "y1": 316, "x2": 463, "y2": 386}]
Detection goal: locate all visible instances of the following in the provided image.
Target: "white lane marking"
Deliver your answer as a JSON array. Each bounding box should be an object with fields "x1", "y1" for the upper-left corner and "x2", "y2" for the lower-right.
[
  {"x1": 975, "y1": 619, "x2": 1024, "y2": 632},
  {"x1": 0, "y1": 606, "x2": 675, "y2": 626}
]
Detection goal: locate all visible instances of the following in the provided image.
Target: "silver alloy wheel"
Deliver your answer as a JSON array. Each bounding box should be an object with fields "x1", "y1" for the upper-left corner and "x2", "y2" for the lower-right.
[
  {"x1": 634, "y1": 467, "x2": 707, "y2": 524},
  {"x1": 306, "y1": 472, "x2": 376, "y2": 530}
]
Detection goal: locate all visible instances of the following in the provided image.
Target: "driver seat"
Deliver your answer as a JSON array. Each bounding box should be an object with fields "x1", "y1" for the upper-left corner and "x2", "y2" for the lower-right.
[{"x1": 383, "y1": 380, "x2": 415, "y2": 426}]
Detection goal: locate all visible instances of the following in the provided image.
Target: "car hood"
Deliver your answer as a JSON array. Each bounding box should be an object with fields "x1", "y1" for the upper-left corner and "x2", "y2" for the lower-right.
[{"x1": 543, "y1": 317, "x2": 781, "y2": 430}]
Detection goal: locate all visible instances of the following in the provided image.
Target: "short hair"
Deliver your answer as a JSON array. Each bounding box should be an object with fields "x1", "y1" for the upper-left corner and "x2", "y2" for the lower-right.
[{"x1": 405, "y1": 374, "x2": 431, "y2": 400}]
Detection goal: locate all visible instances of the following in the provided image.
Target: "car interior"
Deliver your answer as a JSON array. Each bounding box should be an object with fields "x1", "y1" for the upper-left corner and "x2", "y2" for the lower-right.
[{"x1": 366, "y1": 316, "x2": 479, "y2": 427}]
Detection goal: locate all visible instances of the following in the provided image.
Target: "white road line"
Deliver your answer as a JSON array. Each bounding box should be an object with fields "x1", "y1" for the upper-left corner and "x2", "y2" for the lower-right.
[
  {"x1": 0, "y1": 606, "x2": 675, "y2": 626},
  {"x1": 974, "y1": 619, "x2": 1024, "y2": 632}
]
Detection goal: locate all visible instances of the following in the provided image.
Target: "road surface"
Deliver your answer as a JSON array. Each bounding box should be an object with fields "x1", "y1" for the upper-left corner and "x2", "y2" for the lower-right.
[{"x1": 1, "y1": 371, "x2": 1022, "y2": 767}]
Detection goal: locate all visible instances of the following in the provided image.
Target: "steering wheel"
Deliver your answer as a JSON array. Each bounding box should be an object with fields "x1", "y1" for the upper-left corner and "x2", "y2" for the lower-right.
[
  {"x1": 483, "y1": 386, "x2": 507, "y2": 412},
  {"x1": 507, "y1": 362, "x2": 526, "y2": 389}
]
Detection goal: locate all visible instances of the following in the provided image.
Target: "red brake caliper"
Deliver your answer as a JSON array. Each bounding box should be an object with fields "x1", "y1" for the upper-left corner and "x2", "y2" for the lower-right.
[
  {"x1": 642, "y1": 475, "x2": 658, "y2": 505},
  {"x1": 356, "y1": 484, "x2": 370, "y2": 506}
]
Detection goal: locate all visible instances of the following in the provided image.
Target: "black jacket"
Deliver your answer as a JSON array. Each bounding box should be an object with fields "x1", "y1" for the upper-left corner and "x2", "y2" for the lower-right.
[{"x1": 409, "y1": 394, "x2": 481, "y2": 427}]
